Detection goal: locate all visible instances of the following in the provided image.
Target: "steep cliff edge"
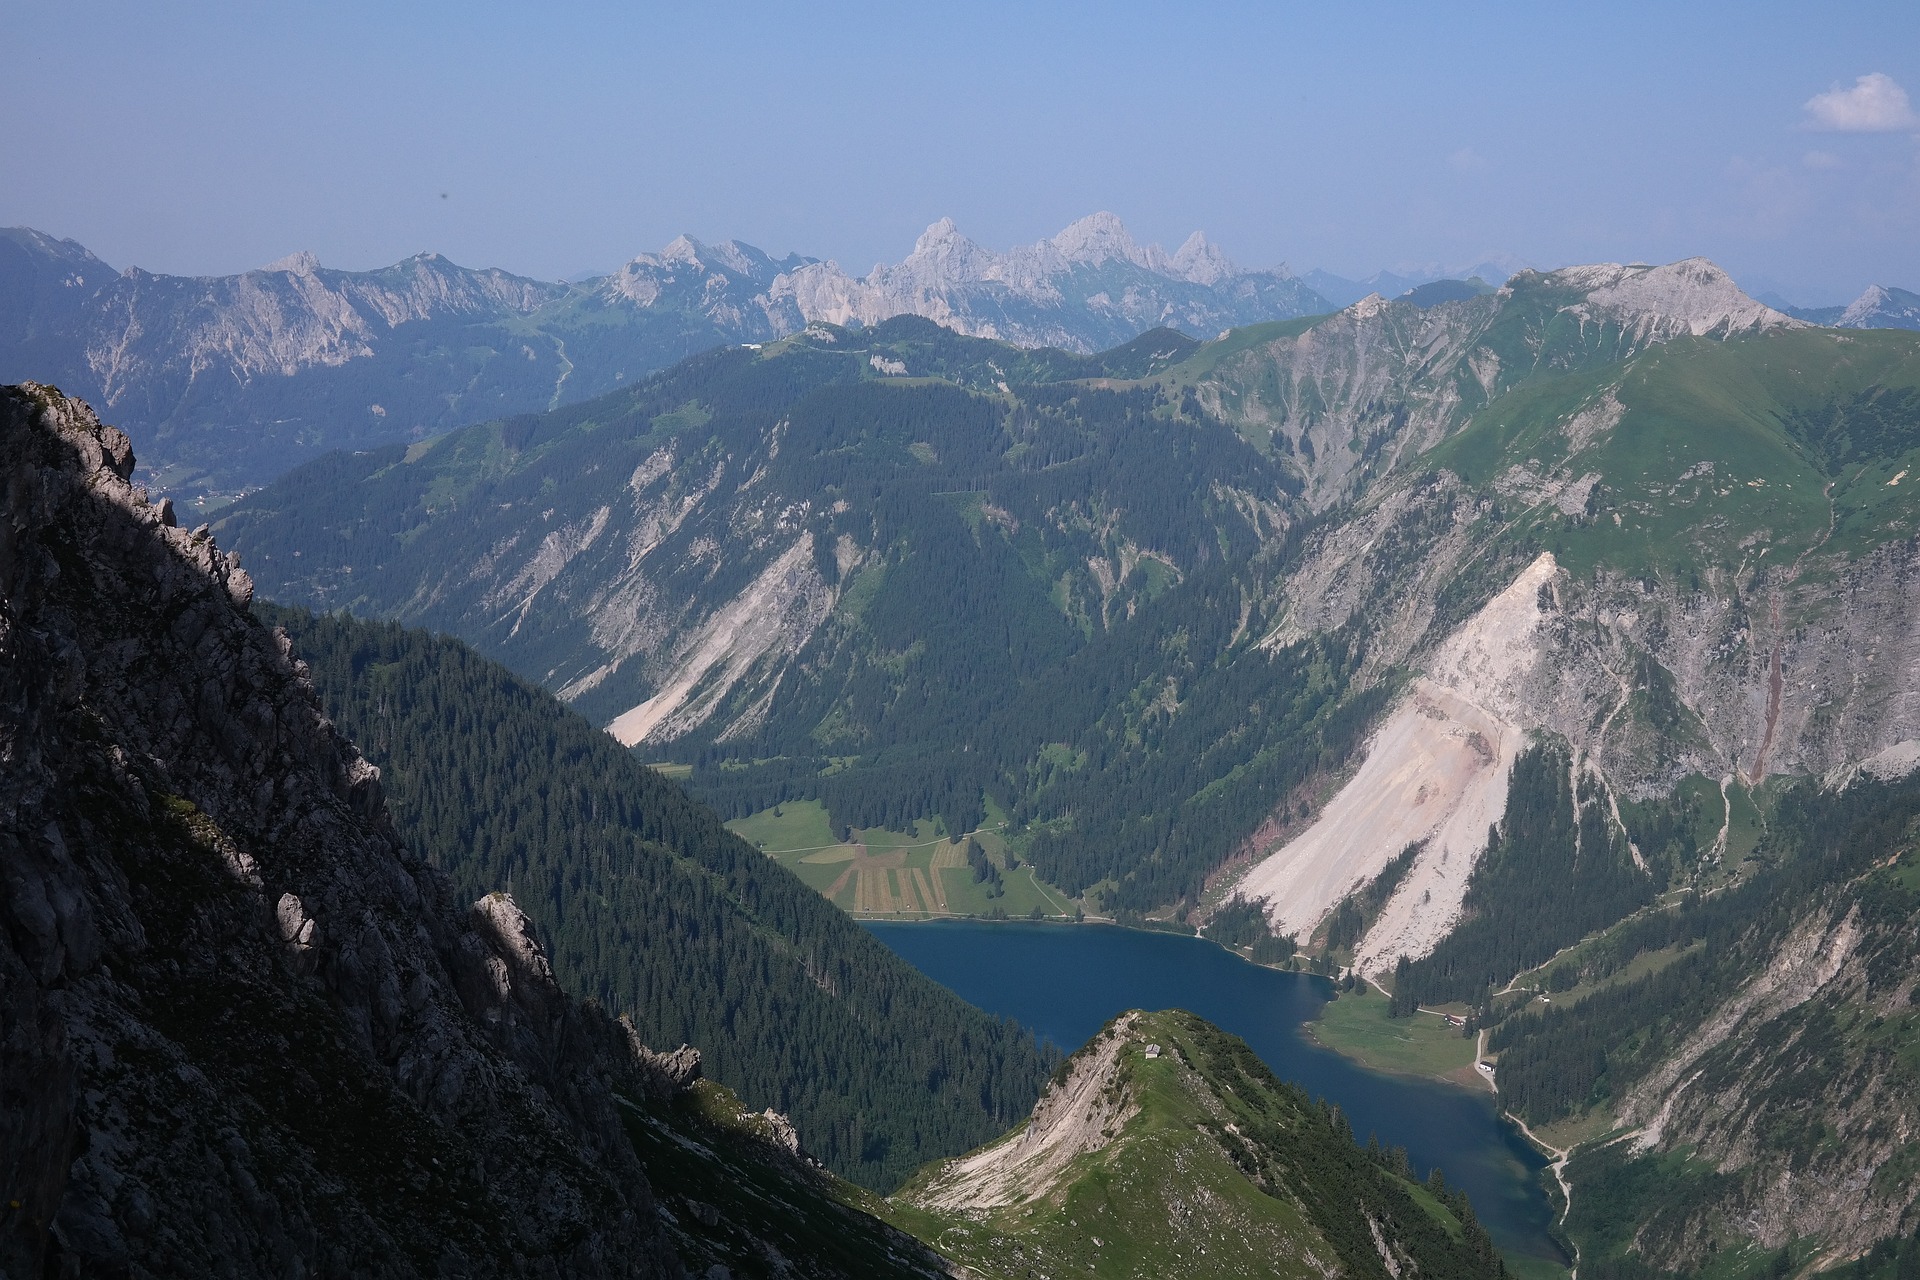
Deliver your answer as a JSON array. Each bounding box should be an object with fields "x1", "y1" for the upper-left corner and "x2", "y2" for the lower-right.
[{"x1": 0, "y1": 383, "x2": 950, "y2": 1277}]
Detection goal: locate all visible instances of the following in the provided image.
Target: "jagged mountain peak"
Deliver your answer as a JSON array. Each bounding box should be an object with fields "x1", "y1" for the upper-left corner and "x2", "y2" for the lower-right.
[
  {"x1": 1346, "y1": 291, "x2": 1393, "y2": 320},
  {"x1": 1046, "y1": 210, "x2": 1153, "y2": 268},
  {"x1": 911, "y1": 215, "x2": 972, "y2": 254},
  {"x1": 1838, "y1": 282, "x2": 1920, "y2": 329},
  {"x1": 623, "y1": 234, "x2": 775, "y2": 278},
  {"x1": 1171, "y1": 229, "x2": 1239, "y2": 285},
  {"x1": 1846, "y1": 283, "x2": 1897, "y2": 316},
  {"x1": 891, "y1": 217, "x2": 997, "y2": 282},
  {"x1": 1, "y1": 225, "x2": 115, "y2": 274}
]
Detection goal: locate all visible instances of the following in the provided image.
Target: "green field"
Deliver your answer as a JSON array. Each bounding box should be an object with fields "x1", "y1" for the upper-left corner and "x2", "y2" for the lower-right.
[
  {"x1": 1307, "y1": 987, "x2": 1478, "y2": 1080},
  {"x1": 726, "y1": 798, "x2": 1077, "y2": 919}
]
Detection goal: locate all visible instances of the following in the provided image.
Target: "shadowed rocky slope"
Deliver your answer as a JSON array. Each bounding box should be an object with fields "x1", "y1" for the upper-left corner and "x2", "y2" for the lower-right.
[{"x1": 0, "y1": 383, "x2": 954, "y2": 1277}]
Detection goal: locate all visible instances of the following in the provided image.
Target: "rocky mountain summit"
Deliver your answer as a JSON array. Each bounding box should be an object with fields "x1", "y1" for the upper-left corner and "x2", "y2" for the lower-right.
[{"x1": 0, "y1": 383, "x2": 950, "y2": 1277}]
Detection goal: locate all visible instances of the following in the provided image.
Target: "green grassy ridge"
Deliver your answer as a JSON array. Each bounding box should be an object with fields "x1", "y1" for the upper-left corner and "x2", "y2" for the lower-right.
[
  {"x1": 892, "y1": 1010, "x2": 1512, "y2": 1280},
  {"x1": 1420, "y1": 327, "x2": 1920, "y2": 581}
]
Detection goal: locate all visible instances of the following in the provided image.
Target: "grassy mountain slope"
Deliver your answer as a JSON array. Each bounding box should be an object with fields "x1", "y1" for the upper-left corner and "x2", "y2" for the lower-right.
[
  {"x1": 890, "y1": 1010, "x2": 1508, "y2": 1280},
  {"x1": 266, "y1": 604, "x2": 1055, "y2": 1192}
]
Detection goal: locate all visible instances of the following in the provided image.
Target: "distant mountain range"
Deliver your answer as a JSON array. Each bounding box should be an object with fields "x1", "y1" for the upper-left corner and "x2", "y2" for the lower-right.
[
  {"x1": 0, "y1": 216, "x2": 1330, "y2": 505},
  {"x1": 1299, "y1": 257, "x2": 1529, "y2": 308},
  {"x1": 6, "y1": 219, "x2": 1913, "y2": 511}
]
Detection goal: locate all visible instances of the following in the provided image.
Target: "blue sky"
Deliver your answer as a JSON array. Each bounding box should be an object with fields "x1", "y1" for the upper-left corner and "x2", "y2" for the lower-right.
[{"x1": 5, "y1": 1, "x2": 1916, "y2": 303}]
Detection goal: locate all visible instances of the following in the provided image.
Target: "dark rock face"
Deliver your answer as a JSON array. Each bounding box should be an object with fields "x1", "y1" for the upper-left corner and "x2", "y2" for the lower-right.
[{"x1": 0, "y1": 384, "x2": 688, "y2": 1277}]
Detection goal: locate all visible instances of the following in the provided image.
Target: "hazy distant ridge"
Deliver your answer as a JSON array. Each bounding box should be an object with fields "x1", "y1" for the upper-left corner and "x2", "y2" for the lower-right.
[{"x1": 0, "y1": 215, "x2": 1330, "y2": 500}]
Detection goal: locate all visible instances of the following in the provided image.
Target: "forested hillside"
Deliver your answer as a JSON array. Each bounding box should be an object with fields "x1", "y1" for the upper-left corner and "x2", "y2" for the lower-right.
[
  {"x1": 1390, "y1": 743, "x2": 1656, "y2": 1015},
  {"x1": 265, "y1": 605, "x2": 1055, "y2": 1191},
  {"x1": 1478, "y1": 768, "x2": 1920, "y2": 1274}
]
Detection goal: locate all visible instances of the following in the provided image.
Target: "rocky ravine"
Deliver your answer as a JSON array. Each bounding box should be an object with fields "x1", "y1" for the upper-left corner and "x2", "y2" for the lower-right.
[
  {"x1": 1605, "y1": 889, "x2": 1920, "y2": 1268},
  {"x1": 0, "y1": 384, "x2": 924, "y2": 1277}
]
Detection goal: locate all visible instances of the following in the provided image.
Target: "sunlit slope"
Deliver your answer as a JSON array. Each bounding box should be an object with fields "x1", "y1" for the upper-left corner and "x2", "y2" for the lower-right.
[
  {"x1": 1426, "y1": 326, "x2": 1920, "y2": 577},
  {"x1": 891, "y1": 1010, "x2": 1510, "y2": 1280}
]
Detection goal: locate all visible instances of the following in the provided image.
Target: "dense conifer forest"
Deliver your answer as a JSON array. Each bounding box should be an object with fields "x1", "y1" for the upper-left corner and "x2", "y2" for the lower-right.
[
  {"x1": 265, "y1": 604, "x2": 1056, "y2": 1191},
  {"x1": 1390, "y1": 744, "x2": 1656, "y2": 1015}
]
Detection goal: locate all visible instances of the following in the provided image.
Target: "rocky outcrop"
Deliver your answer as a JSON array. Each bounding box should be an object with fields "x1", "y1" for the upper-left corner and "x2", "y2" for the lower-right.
[{"x1": 0, "y1": 384, "x2": 700, "y2": 1276}]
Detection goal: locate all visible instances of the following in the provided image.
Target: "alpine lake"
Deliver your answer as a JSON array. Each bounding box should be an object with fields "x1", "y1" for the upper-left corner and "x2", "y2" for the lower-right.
[{"x1": 867, "y1": 919, "x2": 1571, "y2": 1278}]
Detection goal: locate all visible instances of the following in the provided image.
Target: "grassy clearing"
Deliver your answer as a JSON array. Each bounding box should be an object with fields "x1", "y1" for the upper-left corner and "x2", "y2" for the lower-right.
[
  {"x1": 1508, "y1": 939, "x2": 1701, "y2": 1019},
  {"x1": 1529, "y1": 1110, "x2": 1617, "y2": 1153},
  {"x1": 1308, "y1": 987, "x2": 1477, "y2": 1079},
  {"x1": 726, "y1": 799, "x2": 1077, "y2": 920}
]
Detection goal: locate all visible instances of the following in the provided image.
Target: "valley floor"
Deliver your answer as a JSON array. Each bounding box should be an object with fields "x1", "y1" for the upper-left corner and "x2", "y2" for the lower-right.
[{"x1": 725, "y1": 799, "x2": 1082, "y2": 921}]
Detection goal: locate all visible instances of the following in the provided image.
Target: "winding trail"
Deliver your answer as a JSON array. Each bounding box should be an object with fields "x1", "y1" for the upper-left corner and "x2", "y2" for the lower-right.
[{"x1": 547, "y1": 335, "x2": 575, "y2": 411}]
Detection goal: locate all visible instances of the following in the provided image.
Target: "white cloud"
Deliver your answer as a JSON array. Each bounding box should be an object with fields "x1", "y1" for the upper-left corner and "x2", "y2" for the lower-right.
[
  {"x1": 1801, "y1": 149, "x2": 1845, "y2": 171},
  {"x1": 1803, "y1": 72, "x2": 1919, "y2": 133}
]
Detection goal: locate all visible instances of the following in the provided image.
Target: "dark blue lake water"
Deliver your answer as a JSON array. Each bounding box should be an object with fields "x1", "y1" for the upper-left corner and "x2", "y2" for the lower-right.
[{"x1": 867, "y1": 919, "x2": 1566, "y2": 1267}]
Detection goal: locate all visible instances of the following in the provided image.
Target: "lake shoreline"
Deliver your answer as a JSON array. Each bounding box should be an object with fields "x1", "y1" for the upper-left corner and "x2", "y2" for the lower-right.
[{"x1": 866, "y1": 917, "x2": 1569, "y2": 1271}]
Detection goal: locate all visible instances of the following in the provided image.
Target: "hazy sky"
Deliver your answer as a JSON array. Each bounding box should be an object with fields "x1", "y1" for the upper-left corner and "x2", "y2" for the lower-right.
[{"x1": 6, "y1": 2, "x2": 1917, "y2": 304}]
